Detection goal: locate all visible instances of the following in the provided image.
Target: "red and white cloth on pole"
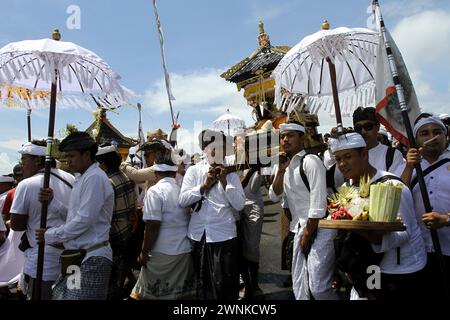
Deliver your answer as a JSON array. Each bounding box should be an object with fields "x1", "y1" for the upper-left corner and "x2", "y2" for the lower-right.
[{"x1": 374, "y1": 5, "x2": 421, "y2": 147}]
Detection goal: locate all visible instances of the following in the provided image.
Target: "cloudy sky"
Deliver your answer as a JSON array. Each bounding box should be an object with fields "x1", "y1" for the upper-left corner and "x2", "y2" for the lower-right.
[{"x1": 1, "y1": 0, "x2": 449, "y2": 173}]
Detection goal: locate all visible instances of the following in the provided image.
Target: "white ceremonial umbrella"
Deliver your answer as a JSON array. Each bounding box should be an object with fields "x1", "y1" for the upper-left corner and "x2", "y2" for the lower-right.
[
  {"x1": 273, "y1": 21, "x2": 378, "y2": 130},
  {"x1": 0, "y1": 29, "x2": 126, "y2": 299},
  {"x1": 212, "y1": 109, "x2": 245, "y2": 136}
]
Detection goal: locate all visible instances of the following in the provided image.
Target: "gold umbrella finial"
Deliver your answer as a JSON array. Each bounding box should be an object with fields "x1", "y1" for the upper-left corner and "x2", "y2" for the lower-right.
[
  {"x1": 52, "y1": 29, "x2": 61, "y2": 41},
  {"x1": 322, "y1": 20, "x2": 330, "y2": 30},
  {"x1": 258, "y1": 20, "x2": 265, "y2": 35}
]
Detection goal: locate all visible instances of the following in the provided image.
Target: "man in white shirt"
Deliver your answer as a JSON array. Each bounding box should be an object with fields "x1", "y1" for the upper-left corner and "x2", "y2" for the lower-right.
[
  {"x1": 331, "y1": 132, "x2": 426, "y2": 299},
  {"x1": 36, "y1": 132, "x2": 114, "y2": 300},
  {"x1": 353, "y1": 107, "x2": 405, "y2": 175},
  {"x1": 269, "y1": 122, "x2": 337, "y2": 300},
  {"x1": 10, "y1": 141, "x2": 74, "y2": 300},
  {"x1": 131, "y1": 158, "x2": 194, "y2": 300},
  {"x1": 401, "y1": 115, "x2": 450, "y2": 299},
  {"x1": 179, "y1": 129, "x2": 245, "y2": 300}
]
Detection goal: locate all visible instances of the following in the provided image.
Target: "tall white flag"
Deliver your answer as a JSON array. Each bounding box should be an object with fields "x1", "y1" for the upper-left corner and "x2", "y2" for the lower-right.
[{"x1": 374, "y1": 5, "x2": 421, "y2": 147}]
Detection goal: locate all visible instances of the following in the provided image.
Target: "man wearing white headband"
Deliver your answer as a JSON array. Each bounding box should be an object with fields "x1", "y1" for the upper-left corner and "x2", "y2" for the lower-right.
[
  {"x1": 10, "y1": 140, "x2": 75, "y2": 300},
  {"x1": 179, "y1": 129, "x2": 245, "y2": 299},
  {"x1": 331, "y1": 132, "x2": 426, "y2": 299},
  {"x1": 269, "y1": 121, "x2": 337, "y2": 300},
  {"x1": 131, "y1": 158, "x2": 195, "y2": 299},
  {"x1": 401, "y1": 114, "x2": 450, "y2": 299},
  {"x1": 95, "y1": 143, "x2": 136, "y2": 298}
]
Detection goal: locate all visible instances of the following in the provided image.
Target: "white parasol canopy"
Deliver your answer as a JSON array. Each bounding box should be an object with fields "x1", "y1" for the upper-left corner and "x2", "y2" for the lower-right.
[
  {"x1": 0, "y1": 30, "x2": 127, "y2": 299},
  {"x1": 273, "y1": 23, "x2": 379, "y2": 121},
  {"x1": 0, "y1": 37, "x2": 127, "y2": 108},
  {"x1": 212, "y1": 109, "x2": 245, "y2": 135}
]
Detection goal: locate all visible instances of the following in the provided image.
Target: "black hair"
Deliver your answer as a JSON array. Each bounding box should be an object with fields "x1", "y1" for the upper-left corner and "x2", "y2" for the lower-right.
[
  {"x1": 199, "y1": 129, "x2": 226, "y2": 150},
  {"x1": 79, "y1": 145, "x2": 99, "y2": 162},
  {"x1": 352, "y1": 107, "x2": 379, "y2": 126}
]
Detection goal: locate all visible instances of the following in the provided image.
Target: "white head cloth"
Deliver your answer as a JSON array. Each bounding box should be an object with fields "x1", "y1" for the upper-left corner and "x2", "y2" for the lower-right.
[
  {"x1": 151, "y1": 163, "x2": 178, "y2": 172},
  {"x1": 413, "y1": 116, "x2": 447, "y2": 137},
  {"x1": 0, "y1": 175, "x2": 14, "y2": 183},
  {"x1": 439, "y1": 113, "x2": 449, "y2": 120},
  {"x1": 279, "y1": 123, "x2": 305, "y2": 134},
  {"x1": 330, "y1": 132, "x2": 367, "y2": 153},
  {"x1": 172, "y1": 149, "x2": 188, "y2": 165},
  {"x1": 18, "y1": 142, "x2": 46, "y2": 157},
  {"x1": 96, "y1": 145, "x2": 117, "y2": 156}
]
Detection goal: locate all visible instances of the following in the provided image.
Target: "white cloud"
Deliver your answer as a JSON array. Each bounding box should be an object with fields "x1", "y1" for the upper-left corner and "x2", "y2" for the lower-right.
[
  {"x1": 0, "y1": 152, "x2": 14, "y2": 174},
  {"x1": 383, "y1": 0, "x2": 437, "y2": 19},
  {"x1": 0, "y1": 139, "x2": 25, "y2": 152},
  {"x1": 175, "y1": 126, "x2": 202, "y2": 155},
  {"x1": 391, "y1": 10, "x2": 450, "y2": 115},
  {"x1": 247, "y1": 0, "x2": 295, "y2": 24},
  {"x1": 143, "y1": 68, "x2": 254, "y2": 127},
  {"x1": 393, "y1": 10, "x2": 450, "y2": 67}
]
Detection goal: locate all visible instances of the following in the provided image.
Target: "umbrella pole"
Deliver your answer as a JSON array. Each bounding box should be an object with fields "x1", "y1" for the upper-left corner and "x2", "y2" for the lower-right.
[
  {"x1": 27, "y1": 108, "x2": 32, "y2": 142},
  {"x1": 32, "y1": 72, "x2": 58, "y2": 300},
  {"x1": 326, "y1": 58, "x2": 343, "y2": 132},
  {"x1": 374, "y1": 0, "x2": 449, "y2": 298}
]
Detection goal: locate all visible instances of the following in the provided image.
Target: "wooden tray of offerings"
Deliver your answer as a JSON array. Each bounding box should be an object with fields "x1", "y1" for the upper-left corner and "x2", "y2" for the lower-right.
[{"x1": 319, "y1": 219, "x2": 406, "y2": 232}]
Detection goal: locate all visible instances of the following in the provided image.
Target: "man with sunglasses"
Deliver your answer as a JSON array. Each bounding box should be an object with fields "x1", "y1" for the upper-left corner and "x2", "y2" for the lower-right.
[{"x1": 353, "y1": 107, "x2": 405, "y2": 175}]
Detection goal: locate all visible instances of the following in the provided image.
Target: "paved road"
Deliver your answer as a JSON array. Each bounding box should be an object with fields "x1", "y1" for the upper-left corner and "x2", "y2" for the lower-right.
[{"x1": 257, "y1": 188, "x2": 294, "y2": 300}]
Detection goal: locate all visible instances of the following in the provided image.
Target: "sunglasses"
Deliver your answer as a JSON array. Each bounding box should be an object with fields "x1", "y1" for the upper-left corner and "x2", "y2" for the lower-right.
[{"x1": 355, "y1": 122, "x2": 376, "y2": 133}]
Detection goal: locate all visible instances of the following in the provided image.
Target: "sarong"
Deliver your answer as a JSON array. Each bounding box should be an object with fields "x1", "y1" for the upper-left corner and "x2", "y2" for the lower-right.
[
  {"x1": 192, "y1": 233, "x2": 239, "y2": 300},
  {"x1": 52, "y1": 256, "x2": 112, "y2": 300},
  {"x1": 292, "y1": 227, "x2": 338, "y2": 300},
  {"x1": 240, "y1": 203, "x2": 264, "y2": 263},
  {"x1": 0, "y1": 230, "x2": 25, "y2": 288},
  {"x1": 130, "y1": 251, "x2": 195, "y2": 300}
]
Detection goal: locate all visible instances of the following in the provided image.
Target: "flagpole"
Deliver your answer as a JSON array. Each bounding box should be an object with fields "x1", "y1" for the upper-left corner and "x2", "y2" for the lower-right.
[
  {"x1": 152, "y1": 0, "x2": 176, "y2": 127},
  {"x1": 373, "y1": 0, "x2": 449, "y2": 298},
  {"x1": 137, "y1": 103, "x2": 145, "y2": 168}
]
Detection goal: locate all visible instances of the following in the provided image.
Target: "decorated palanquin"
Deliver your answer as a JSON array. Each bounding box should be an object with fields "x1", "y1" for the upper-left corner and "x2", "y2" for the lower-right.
[
  {"x1": 85, "y1": 108, "x2": 137, "y2": 161},
  {"x1": 221, "y1": 21, "x2": 326, "y2": 154}
]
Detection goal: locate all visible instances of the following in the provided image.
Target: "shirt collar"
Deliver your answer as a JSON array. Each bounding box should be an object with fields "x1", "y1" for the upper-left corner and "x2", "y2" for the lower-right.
[
  {"x1": 75, "y1": 162, "x2": 98, "y2": 181},
  {"x1": 291, "y1": 150, "x2": 307, "y2": 161},
  {"x1": 158, "y1": 177, "x2": 177, "y2": 184}
]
